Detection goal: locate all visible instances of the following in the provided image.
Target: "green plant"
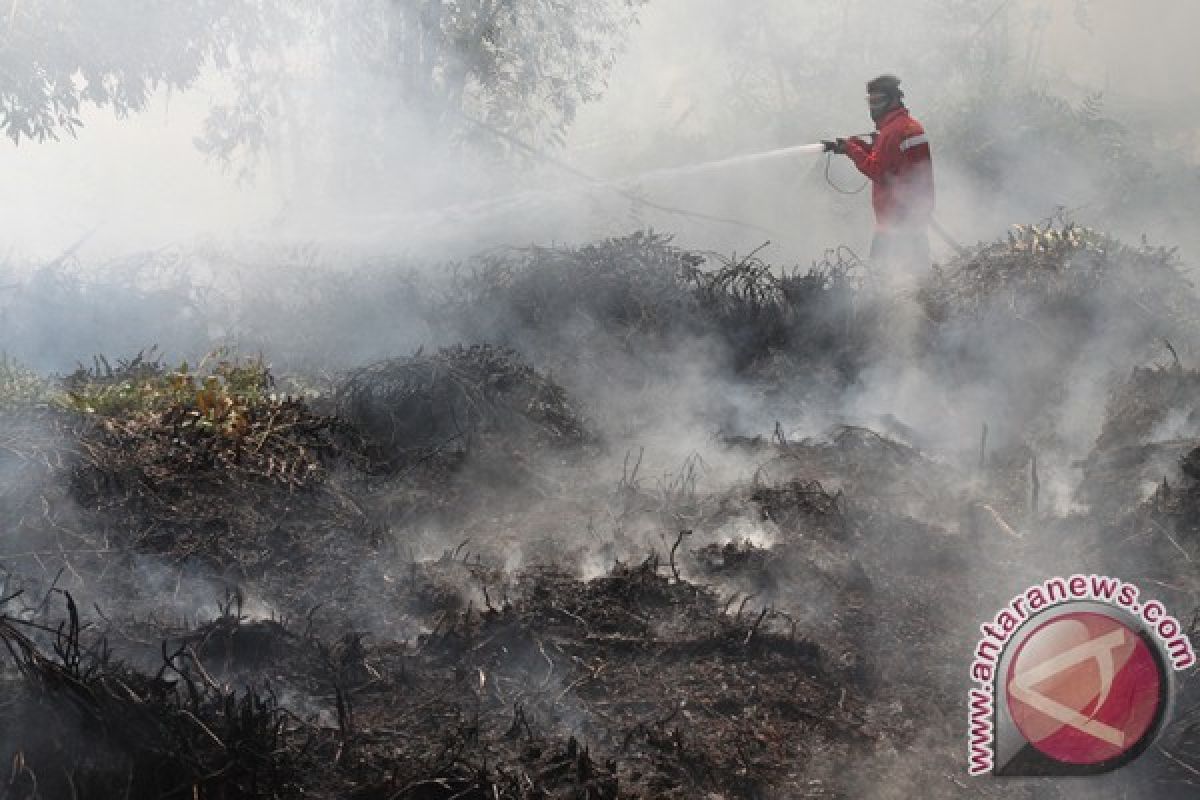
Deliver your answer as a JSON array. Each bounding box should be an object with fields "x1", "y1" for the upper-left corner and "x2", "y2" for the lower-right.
[
  {"x1": 0, "y1": 353, "x2": 52, "y2": 409},
  {"x1": 59, "y1": 349, "x2": 276, "y2": 438}
]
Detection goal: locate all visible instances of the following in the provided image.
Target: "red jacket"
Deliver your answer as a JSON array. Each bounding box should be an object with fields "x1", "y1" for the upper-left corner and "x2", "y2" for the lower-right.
[{"x1": 844, "y1": 107, "x2": 934, "y2": 231}]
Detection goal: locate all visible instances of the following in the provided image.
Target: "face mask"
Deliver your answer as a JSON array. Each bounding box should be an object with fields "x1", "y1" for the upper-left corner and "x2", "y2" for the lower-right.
[{"x1": 868, "y1": 94, "x2": 893, "y2": 122}]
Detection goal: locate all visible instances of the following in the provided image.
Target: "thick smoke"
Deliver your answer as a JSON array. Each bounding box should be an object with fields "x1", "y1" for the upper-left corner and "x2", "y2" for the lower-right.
[{"x1": 2, "y1": 2, "x2": 1199, "y2": 798}]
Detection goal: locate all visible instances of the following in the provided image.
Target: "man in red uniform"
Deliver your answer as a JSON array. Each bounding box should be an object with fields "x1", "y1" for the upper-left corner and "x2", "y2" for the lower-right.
[{"x1": 824, "y1": 75, "x2": 934, "y2": 271}]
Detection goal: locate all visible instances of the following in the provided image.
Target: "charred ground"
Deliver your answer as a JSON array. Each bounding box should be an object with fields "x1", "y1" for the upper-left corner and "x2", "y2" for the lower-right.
[{"x1": 2, "y1": 226, "x2": 1200, "y2": 798}]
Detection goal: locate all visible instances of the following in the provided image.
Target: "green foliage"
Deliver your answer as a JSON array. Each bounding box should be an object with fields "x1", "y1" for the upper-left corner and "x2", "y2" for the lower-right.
[
  {"x1": 0, "y1": 353, "x2": 53, "y2": 409},
  {"x1": 387, "y1": 0, "x2": 649, "y2": 149},
  {"x1": 0, "y1": 1, "x2": 288, "y2": 144},
  {"x1": 1, "y1": 0, "x2": 644, "y2": 160},
  {"x1": 56, "y1": 349, "x2": 275, "y2": 436}
]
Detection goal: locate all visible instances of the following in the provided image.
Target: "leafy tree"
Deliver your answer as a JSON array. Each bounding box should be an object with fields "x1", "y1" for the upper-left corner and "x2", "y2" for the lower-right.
[
  {"x1": 0, "y1": 0, "x2": 646, "y2": 160},
  {"x1": 377, "y1": 0, "x2": 648, "y2": 148},
  {"x1": 0, "y1": 1, "x2": 283, "y2": 143}
]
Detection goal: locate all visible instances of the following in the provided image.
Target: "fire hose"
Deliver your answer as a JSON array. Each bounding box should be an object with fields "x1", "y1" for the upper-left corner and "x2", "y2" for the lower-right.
[{"x1": 460, "y1": 109, "x2": 966, "y2": 253}]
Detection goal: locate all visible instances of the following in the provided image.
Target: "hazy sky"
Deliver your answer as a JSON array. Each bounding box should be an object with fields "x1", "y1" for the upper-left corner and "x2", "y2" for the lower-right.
[{"x1": 0, "y1": 0, "x2": 1195, "y2": 260}]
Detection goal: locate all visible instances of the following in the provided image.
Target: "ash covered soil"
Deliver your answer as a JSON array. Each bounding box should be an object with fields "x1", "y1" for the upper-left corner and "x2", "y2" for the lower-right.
[{"x1": 3, "y1": 226, "x2": 1200, "y2": 798}]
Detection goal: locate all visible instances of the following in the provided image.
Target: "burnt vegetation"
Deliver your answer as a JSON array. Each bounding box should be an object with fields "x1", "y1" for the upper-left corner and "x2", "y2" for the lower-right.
[{"x1": 4, "y1": 225, "x2": 1200, "y2": 799}]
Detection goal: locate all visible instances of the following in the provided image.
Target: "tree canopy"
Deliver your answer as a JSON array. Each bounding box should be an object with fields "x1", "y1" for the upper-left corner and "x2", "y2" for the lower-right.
[{"x1": 0, "y1": 0, "x2": 646, "y2": 156}]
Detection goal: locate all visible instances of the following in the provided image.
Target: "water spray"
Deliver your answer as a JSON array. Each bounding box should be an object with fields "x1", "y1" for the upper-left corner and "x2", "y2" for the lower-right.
[
  {"x1": 611, "y1": 142, "x2": 828, "y2": 185},
  {"x1": 372, "y1": 110, "x2": 874, "y2": 241},
  {"x1": 395, "y1": 129, "x2": 839, "y2": 238}
]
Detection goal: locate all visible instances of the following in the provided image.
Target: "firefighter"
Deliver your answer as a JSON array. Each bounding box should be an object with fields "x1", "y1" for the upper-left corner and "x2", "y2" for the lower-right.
[{"x1": 824, "y1": 75, "x2": 934, "y2": 271}]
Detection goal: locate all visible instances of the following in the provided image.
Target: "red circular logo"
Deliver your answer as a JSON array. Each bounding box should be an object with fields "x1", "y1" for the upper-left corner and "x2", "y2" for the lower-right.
[{"x1": 1005, "y1": 611, "x2": 1164, "y2": 765}]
